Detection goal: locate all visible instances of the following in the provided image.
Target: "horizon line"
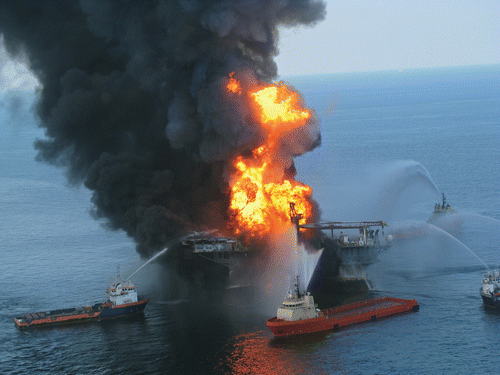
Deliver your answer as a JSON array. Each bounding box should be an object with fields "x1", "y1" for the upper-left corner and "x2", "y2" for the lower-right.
[{"x1": 278, "y1": 63, "x2": 500, "y2": 78}]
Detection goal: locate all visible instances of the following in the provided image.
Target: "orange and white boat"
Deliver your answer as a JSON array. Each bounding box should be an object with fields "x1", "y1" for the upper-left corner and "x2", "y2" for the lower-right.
[
  {"x1": 266, "y1": 276, "x2": 419, "y2": 338},
  {"x1": 14, "y1": 266, "x2": 149, "y2": 329}
]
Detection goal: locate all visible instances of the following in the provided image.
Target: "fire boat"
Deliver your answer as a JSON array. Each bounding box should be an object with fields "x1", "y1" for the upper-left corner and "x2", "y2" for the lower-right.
[
  {"x1": 429, "y1": 193, "x2": 456, "y2": 221},
  {"x1": 266, "y1": 276, "x2": 419, "y2": 338},
  {"x1": 427, "y1": 193, "x2": 462, "y2": 233},
  {"x1": 480, "y1": 268, "x2": 500, "y2": 308},
  {"x1": 14, "y1": 267, "x2": 149, "y2": 329}
]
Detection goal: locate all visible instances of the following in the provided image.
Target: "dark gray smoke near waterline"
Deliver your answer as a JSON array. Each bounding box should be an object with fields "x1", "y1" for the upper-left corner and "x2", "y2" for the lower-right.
[{"x1": 0, "y1": 0, "x2": 325, "y2": 257}]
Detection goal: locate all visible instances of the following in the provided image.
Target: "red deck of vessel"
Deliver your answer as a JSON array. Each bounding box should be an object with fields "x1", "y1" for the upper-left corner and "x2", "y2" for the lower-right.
[
  {"x1": 324, "y1": 296, "x2": 417, "y2": 327},
  {"x1": 267, "y1": 296, "x2": 419, "y2": 337}
]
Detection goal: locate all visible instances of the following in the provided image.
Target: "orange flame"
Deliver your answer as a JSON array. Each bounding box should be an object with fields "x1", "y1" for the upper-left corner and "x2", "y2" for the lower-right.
[
  {"x1": 229, "y1": 153, "x2": 313, "y2": 235},
  {"x1": 226, "y1": 71, "x2": 242, "y2": 95},
  {"x1": 227, "y1": 75, "x2": 314, "y2": 237},
  {"x1": 251, "y1": 84, "x2": 310, "y2": 128}
]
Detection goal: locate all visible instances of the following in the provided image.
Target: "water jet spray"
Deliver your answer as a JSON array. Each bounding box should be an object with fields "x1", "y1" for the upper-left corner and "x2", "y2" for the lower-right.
[{"x1": 127, "y1": 247, "x2": 169, "y2": 281}]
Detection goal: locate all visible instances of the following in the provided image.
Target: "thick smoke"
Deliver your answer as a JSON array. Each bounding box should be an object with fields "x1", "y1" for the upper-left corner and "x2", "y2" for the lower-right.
[{"x1": 0, "y1": 1, "x2": 326, "y2": 257}]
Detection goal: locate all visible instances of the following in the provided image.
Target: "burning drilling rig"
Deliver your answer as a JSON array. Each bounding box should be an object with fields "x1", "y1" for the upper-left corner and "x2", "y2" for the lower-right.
[
  {"x1": 1, "y1": 1, "x2": 395, "y2": 306},
  {"x1": 0, "y1": 1, "x2": 328, "y2": 298},
  {"x1": 160, "y1": 72, "x2": 322, "y2": 298}
]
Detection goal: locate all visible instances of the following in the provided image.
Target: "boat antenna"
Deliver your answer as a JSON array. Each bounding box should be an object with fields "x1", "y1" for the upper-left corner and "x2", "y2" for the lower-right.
[{"x1": 295, "y1": 275, "x2": 301, "y2": 298}]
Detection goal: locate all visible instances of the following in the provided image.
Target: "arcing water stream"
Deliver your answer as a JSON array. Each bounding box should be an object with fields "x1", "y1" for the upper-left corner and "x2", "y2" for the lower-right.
[
  {"x1": 426, "y1": 222, "x2": 491, "y2": 271},
  {"x1": 457, "y1": 212, "x2": 500, "y2": 227},
  {"x1": 127, "y1": 247, "x2": 169, "y2": 280},
  {"x1": 389, "y1": 219, "x2": 492, "y2": 272}
]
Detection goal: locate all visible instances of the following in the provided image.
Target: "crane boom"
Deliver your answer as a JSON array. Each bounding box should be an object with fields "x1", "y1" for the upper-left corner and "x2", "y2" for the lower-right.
[{"x1": 299, "y1": 221, "x2": 387, "y2": 230}]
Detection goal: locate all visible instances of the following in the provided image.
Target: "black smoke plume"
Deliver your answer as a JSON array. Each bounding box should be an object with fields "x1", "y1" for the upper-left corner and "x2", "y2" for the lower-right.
[{"x1": 0, "y1": 1, "x2": 325, "y2": 257}]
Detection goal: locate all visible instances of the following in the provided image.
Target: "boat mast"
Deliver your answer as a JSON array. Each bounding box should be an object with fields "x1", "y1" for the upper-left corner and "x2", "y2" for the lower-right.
[
  {"x1": 294, "y1": 275, "x2": 301, "y2": 298},
  {"x1": 115, "y1": 264, "x2": 122, "y2": 284}
]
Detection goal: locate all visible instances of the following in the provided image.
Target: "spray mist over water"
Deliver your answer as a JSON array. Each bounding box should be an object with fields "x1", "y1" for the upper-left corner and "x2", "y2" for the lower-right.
[
  {"x1": 455, "y1": 212, "x2": 500, "y2": 227},
  {"x1": 432, "y1": 212, "x2": 500, "y2": 271},
  {"x1": 386, "y1": 220, "x2": 491, "y2": 273},
  {"x1": 426, "y1": 222, "x2": 491, "y2": 271},
  {"x1": 264, "y1": 225, "x2": 300, "y2": 303},
  {"x1": 382, "y1": 160, "x2": 439, "y2": 194},
  {"x1": 369, "y1": 160, "x2": 440, "y2": 220},
  {"x1": 261, "y1": 224, "x2": 322, "y2": 308},
  {"x1": 311, "y1": 159, "x2": 441, "y2": 223},
  {"x1": 297, "y1": 245, "x2": 323, "y2": 291}
]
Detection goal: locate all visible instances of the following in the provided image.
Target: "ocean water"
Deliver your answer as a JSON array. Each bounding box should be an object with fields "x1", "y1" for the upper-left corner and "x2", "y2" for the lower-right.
[{"x1": 1, "y1": 65, "x2": 500, "y2": 374}]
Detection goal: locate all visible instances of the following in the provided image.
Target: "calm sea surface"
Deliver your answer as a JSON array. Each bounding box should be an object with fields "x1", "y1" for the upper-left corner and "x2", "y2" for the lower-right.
[{"x1": 1, "y1": 65, "x2": 500, "y2": 374}]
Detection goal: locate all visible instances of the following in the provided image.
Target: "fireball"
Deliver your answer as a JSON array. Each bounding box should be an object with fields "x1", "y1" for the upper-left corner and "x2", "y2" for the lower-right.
[{"x1": 226, "y1": 74, "x2": 314, "y2": 237}]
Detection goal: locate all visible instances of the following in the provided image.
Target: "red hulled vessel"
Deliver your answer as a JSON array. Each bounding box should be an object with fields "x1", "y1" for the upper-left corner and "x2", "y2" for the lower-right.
[
  {"x1": 14, "y1": 267, "x2": 149, "y2": 329},
  {"x1": 266, "y1": 276, "x2": 419, "y2": 338}
]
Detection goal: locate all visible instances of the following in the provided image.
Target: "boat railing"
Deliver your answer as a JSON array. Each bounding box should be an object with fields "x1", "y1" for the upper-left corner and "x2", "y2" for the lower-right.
[
  {"x1": 322, "y1": 296, "x2": 417, "y2": 317},
  {"x1": 323, "y1": 297, "x2": 418, "y2": 323},
  {"x1": 322, "y1": 296, "x2": 386, "y2": 315}
]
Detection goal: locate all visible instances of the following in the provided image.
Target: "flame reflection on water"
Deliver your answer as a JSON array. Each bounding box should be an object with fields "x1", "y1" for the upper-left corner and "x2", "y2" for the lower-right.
[{"x1": 217, "y1": 331, "x2": 336, "y2": 375}]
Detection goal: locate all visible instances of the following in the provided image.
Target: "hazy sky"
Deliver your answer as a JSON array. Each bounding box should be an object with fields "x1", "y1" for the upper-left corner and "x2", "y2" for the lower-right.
[
  {"x1": 276, "y1": 0, "x2": 500, "y2": 75},
  {"x1": 1, "y1": 0, "x2": 499, "y2": 92}
]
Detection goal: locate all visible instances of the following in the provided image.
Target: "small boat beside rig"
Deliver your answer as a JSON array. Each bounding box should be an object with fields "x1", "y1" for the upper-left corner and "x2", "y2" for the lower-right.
[
  {"x1": 266, "y1": 276, "x2": 419, "y2": 338},
  {"x1": 480, "y1": 269, "x2": 500, "y2": 308},
  {"x1": 14, "y1": 267, "x2": 149, "y2": 329}
]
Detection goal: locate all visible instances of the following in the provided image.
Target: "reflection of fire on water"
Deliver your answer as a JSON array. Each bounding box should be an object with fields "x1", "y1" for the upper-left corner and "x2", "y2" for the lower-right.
[{"x1": 218, "y1": 331, "x2": 328, "y2": 374}]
